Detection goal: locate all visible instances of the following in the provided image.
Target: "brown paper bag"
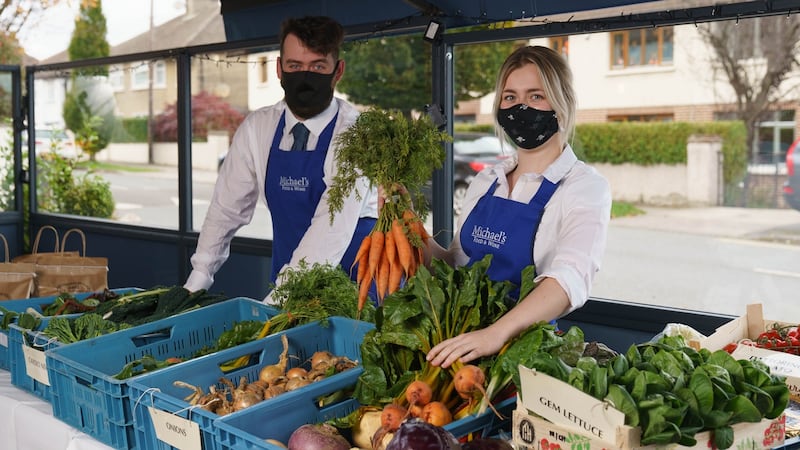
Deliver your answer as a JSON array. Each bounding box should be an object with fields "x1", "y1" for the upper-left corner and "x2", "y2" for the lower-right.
[
  {"x1": 32, "y1": 228, "x2": 108, "y2": 297},
  {"x1": 12, "y1": 225, "x2": 78, "y2": 264},
  {"x1": 0, "y1": 234, "x2": 36, "y2": 301}
]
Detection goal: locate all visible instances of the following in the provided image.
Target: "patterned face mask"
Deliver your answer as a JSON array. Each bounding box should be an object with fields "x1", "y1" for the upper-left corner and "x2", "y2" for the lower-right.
[{"x1": 496, "y1": 104, "x2": 559, "y2": 150}]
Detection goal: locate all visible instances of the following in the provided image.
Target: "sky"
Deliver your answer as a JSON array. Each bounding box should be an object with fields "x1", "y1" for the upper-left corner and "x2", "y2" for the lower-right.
[{"x1": 18, "y1": 0, "x2": 186, "y2": 61}]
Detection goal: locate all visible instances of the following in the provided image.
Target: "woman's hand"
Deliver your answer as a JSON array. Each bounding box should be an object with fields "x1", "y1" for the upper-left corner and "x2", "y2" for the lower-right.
[{"x1": 426, "y1": 328, "x2": 505, "y2": 368}]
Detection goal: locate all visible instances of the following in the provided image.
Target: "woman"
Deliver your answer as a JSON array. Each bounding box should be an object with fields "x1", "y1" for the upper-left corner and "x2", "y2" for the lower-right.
[{"x1": 425, "y1": 45, "x2": 612, "y2": 368}]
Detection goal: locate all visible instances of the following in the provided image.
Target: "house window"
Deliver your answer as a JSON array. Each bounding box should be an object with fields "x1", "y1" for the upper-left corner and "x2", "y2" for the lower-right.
[
  {"x1": 258, "y1": 56, "x2": 268, "y2": 84},
  {"x1": 610, "y1": 27, "x2": 673, "y2": 68},
  {"x1": 109, "y1": 65, "x2": 124, "y2": 91},
  {"x1": 549, "y1": 36, "x2": 569, "y2": 57},
  {"x1": 131, "y1": 61, "x2": 167, "y2": 90}
]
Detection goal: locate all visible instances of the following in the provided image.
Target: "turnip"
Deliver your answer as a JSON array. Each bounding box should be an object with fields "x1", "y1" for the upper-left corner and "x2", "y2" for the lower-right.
[{"x1": 286, "y1": 423, "x2": 350, "y2": 450}]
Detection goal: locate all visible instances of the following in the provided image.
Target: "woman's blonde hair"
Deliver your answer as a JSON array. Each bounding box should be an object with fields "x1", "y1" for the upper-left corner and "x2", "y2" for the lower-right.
[{"x1": 493, "y1": 45, "x2": 576, "y2": 149}]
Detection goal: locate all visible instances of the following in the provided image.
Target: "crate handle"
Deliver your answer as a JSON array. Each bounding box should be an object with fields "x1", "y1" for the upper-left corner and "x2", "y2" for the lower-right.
[{"x1": 129, "y1": 328, "x2": 173, "y2": 347}]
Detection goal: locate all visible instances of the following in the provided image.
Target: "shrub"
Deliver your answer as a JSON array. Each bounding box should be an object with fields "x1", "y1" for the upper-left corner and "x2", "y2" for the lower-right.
[
  {"x1": 153, "y1": 91, "x2": 246, "y2": 142},
  {"x1": 61, "y1": 174, "x2": 115, "y2": 218}
]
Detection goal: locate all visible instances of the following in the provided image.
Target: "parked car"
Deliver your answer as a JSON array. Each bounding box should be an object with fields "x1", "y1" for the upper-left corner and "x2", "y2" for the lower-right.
[
  {"x1": 784, "y1": 137, "x2": 800, "y2": 211},
  {"x1": 29, "y1": 127, "x2": 78, "y2": 159},
  {"x1": 425, "y1": 132, "x2": 508, "y2": 216}
]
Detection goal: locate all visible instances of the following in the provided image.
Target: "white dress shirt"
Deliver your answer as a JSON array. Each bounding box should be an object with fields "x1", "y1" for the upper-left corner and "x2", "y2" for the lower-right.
[
  {"x1": 445, "y1": 144, "x2": 611, "y2": 314},
  {"x1": 185, "y1": 98, "x2": 378, "y2": 294}
]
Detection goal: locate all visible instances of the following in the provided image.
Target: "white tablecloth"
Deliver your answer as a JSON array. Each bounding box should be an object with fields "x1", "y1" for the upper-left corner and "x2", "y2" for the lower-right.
[{"x1": 0, "y1": 371, "x2": 113, "y2": 450}]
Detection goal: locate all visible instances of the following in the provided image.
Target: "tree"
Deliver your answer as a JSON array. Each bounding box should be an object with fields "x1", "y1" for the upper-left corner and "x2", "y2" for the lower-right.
[
  {"x1": 698, "y1": 16, "x2": 800, "y2": 161},
  {"x1": 64, "y1": 0, "x2": 114, "y2": 160},
  {"x1": 67, "y1": 0, "x2": 109, "y2": 76},
  {"x1": 338, "y1": 27, "x2": 518, "y2": 115},
  {"x1": 153, "y1": 91, "x2": 246, "y2": 142},
  {"x1": 0, "y1": 1, "x2": 65, "y2": 55}
]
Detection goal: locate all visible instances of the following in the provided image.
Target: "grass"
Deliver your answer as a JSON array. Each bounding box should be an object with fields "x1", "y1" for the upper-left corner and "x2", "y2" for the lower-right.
[
  {"x1": 76, "y1": 161, "x2": 156, "y2": 173},
  {"x1": 611, "y1": 201, "x2": 645, "y2": 218}
]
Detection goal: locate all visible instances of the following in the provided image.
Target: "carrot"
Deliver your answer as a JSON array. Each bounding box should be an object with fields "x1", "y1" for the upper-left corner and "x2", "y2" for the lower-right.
[
  {"x1": 388, "y1": 256, "x2": 403, "y2": 295},
  {"x1": 384, "y1": 225, "x2": 396, "y2": 271},
  {"x1": 350, "y1": 235, "x2": 371, "y2": 276},
  {"x1": 376, "y1": 250, "x2": 390, "y2": 302},
  {"x1": 357, "y1": 269, "x2": 372, "y2": 312},
  {"x1": 391, "y1": 219, "x2": 414, "y2": 276},
  {"x1": 368, "y1": 230, "x2": 384, "y2": 278},
  {"x1": 356, "y1": 250, "x2": 369, "y2": 285}
]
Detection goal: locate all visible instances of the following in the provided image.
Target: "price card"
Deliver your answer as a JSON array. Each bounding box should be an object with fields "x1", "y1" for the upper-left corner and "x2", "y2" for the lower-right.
[
  {"x1": 22, "y1": 345, "x2": 49, "y2": 386},
  {"x1": 148, "y1": 407, "x2": 202, "y2": 450}
]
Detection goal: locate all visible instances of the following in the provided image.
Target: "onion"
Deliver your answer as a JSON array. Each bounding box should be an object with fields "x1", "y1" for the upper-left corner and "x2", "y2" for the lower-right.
[{"x1": 287, "y1": 423, "x2": 350, "y2": 450}]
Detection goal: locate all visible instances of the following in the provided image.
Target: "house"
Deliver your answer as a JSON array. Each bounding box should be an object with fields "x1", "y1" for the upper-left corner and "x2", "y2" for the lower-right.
[{"x1": 33, "y1": 0, "x2": 249, "y2": 128}]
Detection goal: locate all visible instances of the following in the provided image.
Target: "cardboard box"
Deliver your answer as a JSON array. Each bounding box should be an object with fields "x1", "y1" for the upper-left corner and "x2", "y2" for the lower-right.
[
  {"x1": 514, "y1": 366, "x2": 786, "y2": 450},
  {"x1": 512, "y1": 407, "x2": 786, "y2": 450},
  {"x1": 690, "y1": 303, "x2": 800, "y2": 402}
]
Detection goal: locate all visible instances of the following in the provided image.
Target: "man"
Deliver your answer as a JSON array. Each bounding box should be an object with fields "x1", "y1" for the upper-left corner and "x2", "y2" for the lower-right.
[{"x1": 184, "y1": 16, "x2": 377, "y2": 301}]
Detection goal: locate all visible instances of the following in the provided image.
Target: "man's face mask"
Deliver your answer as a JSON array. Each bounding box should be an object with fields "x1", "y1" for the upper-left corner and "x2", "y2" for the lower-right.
[
  {"x1": 496, "y1": 104, "x2": 559, "y2": 150},
  {"x1": 280, "y1": 63, "x2": 338, "y2": 119}
]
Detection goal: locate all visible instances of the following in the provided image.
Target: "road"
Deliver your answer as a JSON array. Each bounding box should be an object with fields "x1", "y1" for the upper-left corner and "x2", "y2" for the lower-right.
[
  {"x1": 590, "y1": 225, "x2": 800, "y2": 319},
  {"x1": 100, "y1": 169, "x2": 800, "y2": 320}
]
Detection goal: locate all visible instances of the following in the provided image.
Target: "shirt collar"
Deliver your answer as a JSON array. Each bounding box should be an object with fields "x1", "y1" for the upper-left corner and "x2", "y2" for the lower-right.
[
  {"x1": 491, "y1": 144, "x2": 578, "y2": 183},
  {"x1": 284, "y1": 99, "x2": 339, "y2": 136}
]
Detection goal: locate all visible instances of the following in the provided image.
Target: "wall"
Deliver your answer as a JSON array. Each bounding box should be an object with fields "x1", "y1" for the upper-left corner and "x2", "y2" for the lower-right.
[{"x1": 94, "y1": 131, "x2": 229, "y2": 171}]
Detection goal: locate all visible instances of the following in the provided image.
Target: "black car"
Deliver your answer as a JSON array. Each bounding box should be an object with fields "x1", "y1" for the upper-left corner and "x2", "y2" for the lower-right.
[
  {"x1": 784, "y1": 137, "x2": 800, "y2": 211},
  {"x1": 425, "y1": 132, "x2": 508, "y2": 216}
]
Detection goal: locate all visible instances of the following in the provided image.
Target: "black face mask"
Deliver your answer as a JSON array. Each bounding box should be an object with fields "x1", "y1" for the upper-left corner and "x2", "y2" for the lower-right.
[
  {"x1": 280, "y1": 67, "x2": 337, "y2": 119},
  {"x1": 496, "y1": 104, "x2": 559, "y2": 150}
]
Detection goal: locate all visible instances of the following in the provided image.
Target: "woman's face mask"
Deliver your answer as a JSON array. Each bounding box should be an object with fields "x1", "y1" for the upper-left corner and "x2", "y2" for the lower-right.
[
  {"x1": 280, "y1": 64, "x2": 338, "y2": 119},
  {"x1": 496, "y1": 103, "x2": 559, "y2": 150}
]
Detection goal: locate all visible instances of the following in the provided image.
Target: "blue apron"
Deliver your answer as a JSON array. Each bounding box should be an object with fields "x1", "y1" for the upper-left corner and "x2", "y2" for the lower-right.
[
  {"x1": 265, "y1": 111, "x2": 375, "y2": 283},
  {"x1": 460, "y1": 178, "x2": 559, "y2": 300}
]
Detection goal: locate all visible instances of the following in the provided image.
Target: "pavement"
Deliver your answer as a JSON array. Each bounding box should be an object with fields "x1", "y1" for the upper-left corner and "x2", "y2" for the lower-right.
[{"x1": 610, "y1": 206, "x2": 800, "y2": 245}]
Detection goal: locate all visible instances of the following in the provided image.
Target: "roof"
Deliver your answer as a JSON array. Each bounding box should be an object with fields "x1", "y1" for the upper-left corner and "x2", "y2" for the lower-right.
[
  {"x1": 219, "y1": 0, "x2": 800, "y2": 44},
  {"x1": 39, "y1": 0, "x2": 224, "y2": 65}
]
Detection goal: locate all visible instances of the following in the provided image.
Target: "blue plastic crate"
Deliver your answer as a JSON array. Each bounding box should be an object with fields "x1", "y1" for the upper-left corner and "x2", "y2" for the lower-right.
[
  {"x1": 214, "y1": 379, "x2": 515, "y2": 450},
  {"x1": 1, "y1": 288, "x2": 141, "y2": 372},
  {"x1": 0, "y1": 287, "x2": 139, "y2": 371},
  {"x1": 45, "y1": 297, "x2": 278, "y2": 450},
  {"x1": 128, "y1": 317, "x2": 372, "y2": 450},
  {"x1": 5, "y1": 287, "x2": 142, "y2": 400}
]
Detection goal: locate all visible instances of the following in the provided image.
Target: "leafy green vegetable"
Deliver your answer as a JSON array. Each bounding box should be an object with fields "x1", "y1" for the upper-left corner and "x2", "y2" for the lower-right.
[
  {"x1": 354, "y1": 255, "x2": 517, "y2": 407},
  {"x1": 269, "y1": 259, "x2": 376, "y2": 330},
  {"x1": 42, "y1": 313, "x2": 130, "y2": 344},
  {"x1": 328, "y1": 107, "x2": 451, "y2": 222}
]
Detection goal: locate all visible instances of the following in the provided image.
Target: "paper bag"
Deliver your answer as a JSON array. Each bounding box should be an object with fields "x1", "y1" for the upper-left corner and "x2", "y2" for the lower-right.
[
  {"x1": 0, "y1": 234, "x2": 36, "y2": 301},
  {"x1": 32, "y1": 228, "x2": 108, "y2": 297},
  {"x1": 11, "y1": 225, "x2": 78, "y2": 264}
]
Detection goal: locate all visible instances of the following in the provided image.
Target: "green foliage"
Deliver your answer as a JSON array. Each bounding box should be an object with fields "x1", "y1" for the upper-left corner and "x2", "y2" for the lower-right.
[
  {"x1": 611, "y1": 201, "x2": 645, "y2": 218},
  {"x1": 572, "y1": 121, "x2": 748, "y2": 185},
  {"x1": 112, "y1": 117, "x2": 149, "y2": 142},
  {"x1": 63, "y1": 82, "x2": 116, "y2": 160},
  {"x1": 0, "y1": 124, "x2": 13, "y2": 210},
  {"x1": 60, "y1": 172, "x2": 114, "y2": 218},
  {"x1": 338, "y1": 31, "x2": 516, "y2": 114},
  {"x1": 0, "y1": 33, "x2": 24, "y2": 65},
  {"x1": 67, "y1": 0, "x2": 109, "y2": 76},
  {"x1": 328, "y1": 108, "x2": 451, "y2": 221},
  {"x1": 36, "y1": 152, "x2": 114, "y2": 218}
]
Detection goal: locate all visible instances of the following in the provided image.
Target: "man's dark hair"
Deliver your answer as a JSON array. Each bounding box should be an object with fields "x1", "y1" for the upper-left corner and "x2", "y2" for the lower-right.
[{"x1": 280, "y1": 16, "x2": 344, "y2": 60}]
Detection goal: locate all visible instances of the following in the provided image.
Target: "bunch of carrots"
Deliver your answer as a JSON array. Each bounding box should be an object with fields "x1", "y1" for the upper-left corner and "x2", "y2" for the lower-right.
[{"x1": 352, "y1": 187, "x2": 429, "y2": 309}]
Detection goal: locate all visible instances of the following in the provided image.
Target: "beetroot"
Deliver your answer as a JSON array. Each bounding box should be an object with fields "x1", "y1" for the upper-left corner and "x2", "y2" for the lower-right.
[
  {"x1": 462, "y1": 437, "x2": 515, "y2": 450},
  {"x1": 286, "y1": 423, "x2": 350, "y2": 450},
  {"x1": 385, "y1": 418, "x2": 462, "y2": 450}
]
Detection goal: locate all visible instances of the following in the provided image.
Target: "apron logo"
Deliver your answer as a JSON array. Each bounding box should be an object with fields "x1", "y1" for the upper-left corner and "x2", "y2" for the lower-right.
[
  {"x1": 471, "y1": 225, "x2": 507, "y2": 249},
  {"x1": 280, "y1": 176, "x2": 310, "y2": 192}
]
